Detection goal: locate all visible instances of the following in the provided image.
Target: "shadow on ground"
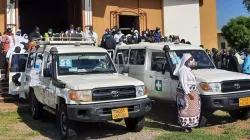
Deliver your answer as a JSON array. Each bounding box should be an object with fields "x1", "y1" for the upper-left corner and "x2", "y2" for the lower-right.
[
  {"x1": 146, "y1": 99, "x2": 237, "y2": 131},
  {"x1": 17, "y1": 109, "x2": 128, "y2": 140},
  {"x1": 16, "y1": 99, "x2": 238, "y2": 140}
]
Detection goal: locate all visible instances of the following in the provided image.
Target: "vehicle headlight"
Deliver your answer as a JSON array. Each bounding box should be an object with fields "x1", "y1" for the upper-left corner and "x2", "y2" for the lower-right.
[
  {"x1": 69, "y1": 90, "x2": 92, "y2": 102},
  {"x1": 200, "y1": 83, "x2": 221, "y2": 92},
  {"x1": 136, "y1": 86, "x2": 147, "y2": 97}
]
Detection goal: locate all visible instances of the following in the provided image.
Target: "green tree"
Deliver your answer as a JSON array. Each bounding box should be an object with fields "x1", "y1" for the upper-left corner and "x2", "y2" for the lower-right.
[
  {"x1": 221, "y1": 16, "x2": 250, "y2": 50},
  {"x1": 243, "y1": 0, "x2": 250, "y2": 12}
]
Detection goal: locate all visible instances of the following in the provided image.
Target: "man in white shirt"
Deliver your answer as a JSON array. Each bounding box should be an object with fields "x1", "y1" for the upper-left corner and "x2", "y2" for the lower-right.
[
  {"x1": 86, "y1": 26, "x2": 98, "y2": 45},
  {"x1": 114, "y1": 29, "x2": 124, "y2": 43}
]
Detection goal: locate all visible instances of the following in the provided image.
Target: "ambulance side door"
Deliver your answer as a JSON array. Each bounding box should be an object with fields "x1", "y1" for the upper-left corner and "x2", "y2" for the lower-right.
[
  {"x1": 9, "y1": 53, "x2": 29, "y2": 95},
  {"x1": 149, "y1": 51, "x2": 172, "y2": 101},
  {"x1": 43, "y1": 53, "x2": 56, "y2": 109}
]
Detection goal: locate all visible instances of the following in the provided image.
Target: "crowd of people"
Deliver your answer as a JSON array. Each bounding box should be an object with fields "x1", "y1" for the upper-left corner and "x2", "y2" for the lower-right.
[
  {"x1": 1, "y1": 24, "x2": 250, "y2": 76},
  {"x1": 98, "y1": 26, "x2": 193, "y2": 50},
  {"x1": 204, "y1": 47, "x2": 250, "y2": 75}
]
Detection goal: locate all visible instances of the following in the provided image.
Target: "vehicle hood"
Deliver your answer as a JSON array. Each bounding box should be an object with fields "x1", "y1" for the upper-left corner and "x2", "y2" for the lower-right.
[
  {"x1": 193, "y1": 69, "x2": 250, "y2": 82},
  {"x1": 58, "y1": 74, "x2": 144, "y2": 90}
]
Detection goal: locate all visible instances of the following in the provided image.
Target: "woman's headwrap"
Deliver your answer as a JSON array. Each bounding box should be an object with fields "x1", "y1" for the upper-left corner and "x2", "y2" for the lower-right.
[{"x1": 173, "y1": 53, "x2": 192, "y2": 76}]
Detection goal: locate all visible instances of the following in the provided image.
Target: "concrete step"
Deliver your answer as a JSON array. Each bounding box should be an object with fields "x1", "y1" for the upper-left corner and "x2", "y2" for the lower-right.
[
  {"x1": 0, "y1": 96, "x2": 18, "y2": 103},
  {"x1": 0, "y1": 93, "x2": 11, "y2": 97},
  {"x1": 0, "y1": 102, "x2": 29, "y2": 112}
]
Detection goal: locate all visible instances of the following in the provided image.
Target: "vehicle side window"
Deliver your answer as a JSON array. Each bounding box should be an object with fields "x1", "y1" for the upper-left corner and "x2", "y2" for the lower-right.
[
  {"x1": 151, "y1": 52, "x2": 168, "y2": 72},
  {"x1": 115, "y1": 49, "x2": 129, "y2": 64},
  {"x1": 10, "y1": 54, "x2": 28, "y2": 72},
  {"x1": 129, "y1": 49, "x2": 146, "y2": 65}
]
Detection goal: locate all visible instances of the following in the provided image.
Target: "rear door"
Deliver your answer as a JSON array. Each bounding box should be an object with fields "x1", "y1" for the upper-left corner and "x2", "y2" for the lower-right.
[{"x1": 9, "y1": 53, "x2": 29, "y2": 95}]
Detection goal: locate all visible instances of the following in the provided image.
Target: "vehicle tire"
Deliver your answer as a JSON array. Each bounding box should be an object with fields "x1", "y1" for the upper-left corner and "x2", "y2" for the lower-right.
[
  {"x1": 57, "y1": 104, "x2": 78, "y2": 140},
  {"x1": 228, "y1": 108, "x2": 250, "y2": 120},
  {"x1": 29, "y1": 91, "x2": 43, "y2": 120},
  {"x1": 125, "y1": 116, "x2": 145, "y2": 132},
  {"x1": 199, "y1": 108, "x2": 214, "y2": 127}
]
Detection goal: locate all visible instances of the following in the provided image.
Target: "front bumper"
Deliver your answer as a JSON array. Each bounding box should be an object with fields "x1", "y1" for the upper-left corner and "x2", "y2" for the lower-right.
[
  {"x1": 201, "y1": 92, "x2": 250, "y2": 111},
  {"x1": 67, "y1": 98, "x2": 152, "y2": 122}
]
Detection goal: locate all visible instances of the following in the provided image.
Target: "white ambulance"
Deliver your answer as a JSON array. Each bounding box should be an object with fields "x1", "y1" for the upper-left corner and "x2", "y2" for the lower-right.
[
  {"x1": 8, "y1": 40, "x2": 151, "y2": 139},
  {"x1": 114, "y1": 42, "x2": 250, "y2": 123}
]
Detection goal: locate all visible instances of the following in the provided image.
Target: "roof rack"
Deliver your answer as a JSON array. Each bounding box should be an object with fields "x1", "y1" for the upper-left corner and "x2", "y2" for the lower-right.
[
  {"x1": 32, "y1": 37, "x2": 95, "y2": 46},
  {"x1": 29, "y1": 37, "x2": 96, "y2": 53}
]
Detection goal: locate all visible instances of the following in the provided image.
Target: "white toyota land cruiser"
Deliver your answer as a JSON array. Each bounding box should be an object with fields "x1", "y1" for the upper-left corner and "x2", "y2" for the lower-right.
[
  {"x1": 9, "y1": 40, "x2": 151, "y2": 139},
  {"x1": 113, "y1": 42, "x2": 250, "y2": 124}
]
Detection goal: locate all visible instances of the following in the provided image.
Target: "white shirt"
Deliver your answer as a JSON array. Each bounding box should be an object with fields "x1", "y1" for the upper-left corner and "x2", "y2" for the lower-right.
[
  {"x1": 8, "y1": 35, "x2": 15, "y2": 50},
  {"x1": 86, "y1": 31, "x2": 98, "y2": 43},
  {"x1": 235, "y1": 53, "x2": 244, "y2": 65},
  {"x1": 15, "y1": 35, "x2": 25, "y2": 45},
  {"x1": 114, "y1": 33, "x2": 124, "y2": 43},
  {"x1": 179, "y1": 66, "x2": 196, "y2": 94}
]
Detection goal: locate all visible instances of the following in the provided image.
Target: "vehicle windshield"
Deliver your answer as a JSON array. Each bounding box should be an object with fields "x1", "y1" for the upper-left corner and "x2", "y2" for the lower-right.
[
  {"x1": 169, "y1": 50, "x2": 215, "y2": 70},
  {"x1": 57, "y1": 53, "x2": 116, "y2": 75}
]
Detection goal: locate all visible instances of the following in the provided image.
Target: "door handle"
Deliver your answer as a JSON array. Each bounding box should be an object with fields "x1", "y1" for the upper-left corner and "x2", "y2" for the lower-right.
[{"x1": 149, "y1": 76, "x2": 153, "y2": 78}]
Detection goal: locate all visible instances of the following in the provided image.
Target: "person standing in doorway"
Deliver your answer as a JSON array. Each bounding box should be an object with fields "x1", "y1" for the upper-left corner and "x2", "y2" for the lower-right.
[
  {"x1": 29, "y1": 26, "x2": 41, "y2": 41},
  {"x1": 86, "y1": 26, "x2": 98, "y2": 46},
  {"x1": 173, "y1": 53, "x2": 201, "y2": 133},
  {"x1": 65, "y1": 24, "x2": 76, "y2": 34},
  {"x1": 44, "y1": 28, "x2": 55, "y2": 41},
  {"x1": 76, "y1": 26, "x2": 86, "y2": 40},
  {"x1": 154, "y1": 27, "x2": 162, "y2": 43},
  {"x1": 114, "y1": 29, "x2": 123, "y2": 44},
  {"x1": 111, "y1": 27, "x2": 117, "y2": 37}
]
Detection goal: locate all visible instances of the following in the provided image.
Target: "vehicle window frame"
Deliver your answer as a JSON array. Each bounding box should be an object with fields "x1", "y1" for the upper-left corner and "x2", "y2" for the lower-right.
[
  {"x1": 57, "y1": 52, "x2": 117, "y2": 76},
  {"x1": 169, "y1": 50, "x2": 216, "y2": 70},
  {"x1": 151, "y1": 51, "x2": 169, "y2": 72},
  {"x1": 26, "y1": 52, "x2": 35, "y2": 69},
  {"x1": 115, "y1": 49, "x2": 130, "y2": 65},
  {"x1": 9, "y1": 53, "x2": 29, "y2": 73},
  {"x1": 129, "y1": 49, "x2": 146, "y2": 65}
]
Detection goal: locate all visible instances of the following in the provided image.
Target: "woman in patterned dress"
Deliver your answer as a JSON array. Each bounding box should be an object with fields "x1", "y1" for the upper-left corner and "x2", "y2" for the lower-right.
[{"x1": 173, "y1": 53, "x2": 201, "y2": 133}]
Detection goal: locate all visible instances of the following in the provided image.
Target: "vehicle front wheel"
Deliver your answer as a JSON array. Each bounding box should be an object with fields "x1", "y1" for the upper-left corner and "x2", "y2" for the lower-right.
[
  {"x1": 29, "y1": 92, "x2": 42, "y2": 120},
  {"x1": 57, "y1": 104, "x2": 78, "y2": 140},
  {"x1": 125, "y1": 116, "x2": 145, "y2": 132},
  {"x1": 228, "y1": 108, "x2": 250, "y2": 120}
]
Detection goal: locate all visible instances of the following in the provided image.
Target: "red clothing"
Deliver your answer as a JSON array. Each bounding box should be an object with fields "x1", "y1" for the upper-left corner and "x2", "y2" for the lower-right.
[
  {"x1": 1, "y1": 35, "x2": 10, "y2": 54},
  {"x1": 1, "y1": 34, "x2": 15, "y2": 54}
]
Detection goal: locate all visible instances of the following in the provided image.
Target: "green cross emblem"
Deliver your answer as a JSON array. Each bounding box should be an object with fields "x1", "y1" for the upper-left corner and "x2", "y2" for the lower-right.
[{"x1": 155, "y1": 80, "x2": 162, "y2": 91}]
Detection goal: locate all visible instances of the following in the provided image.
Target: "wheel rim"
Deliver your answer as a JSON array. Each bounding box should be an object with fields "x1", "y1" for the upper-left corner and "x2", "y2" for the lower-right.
[{"x1": 60, "y1": 112, "x2": 67, "y2": 135}]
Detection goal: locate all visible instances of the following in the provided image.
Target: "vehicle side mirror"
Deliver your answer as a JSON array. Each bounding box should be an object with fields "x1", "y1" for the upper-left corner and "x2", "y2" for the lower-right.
[{"x1": 43, "y1": 68, "x2": 51, "y2": 78}]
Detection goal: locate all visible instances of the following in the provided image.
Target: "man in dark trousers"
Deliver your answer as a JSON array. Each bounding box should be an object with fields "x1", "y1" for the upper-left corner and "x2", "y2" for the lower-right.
[
  {"x1": 212, "y1": 49, "x2": 220, "y2": 68},
  {"x1": 227, "y1": 49, "x2": 241, "y2": 72}
]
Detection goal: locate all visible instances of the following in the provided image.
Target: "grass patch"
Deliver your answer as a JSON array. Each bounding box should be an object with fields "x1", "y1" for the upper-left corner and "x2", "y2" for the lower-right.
[
  {"x1": 157, "y1": 111, "x2": 250, "y2": 140},
  {"x1": 0, "y1": 112, "x2": 41, "y2": 140},
  {"x1": 157, "y1": 128, "x2": 240, "y2": 140}
]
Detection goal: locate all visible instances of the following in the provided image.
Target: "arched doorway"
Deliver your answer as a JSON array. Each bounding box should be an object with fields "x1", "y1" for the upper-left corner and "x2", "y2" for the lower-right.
[{"x1": 110, "y1": 8, "x2": 147, "y2": 35}]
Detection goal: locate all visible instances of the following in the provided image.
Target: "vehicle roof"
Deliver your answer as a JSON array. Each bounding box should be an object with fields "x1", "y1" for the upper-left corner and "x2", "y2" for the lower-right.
[
  {"x1": 116, "y1": 42, "x2": 204, "y2": 51},
  {"x1": 35, "y1": 45, "x2": 108, "y2": 54}
]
